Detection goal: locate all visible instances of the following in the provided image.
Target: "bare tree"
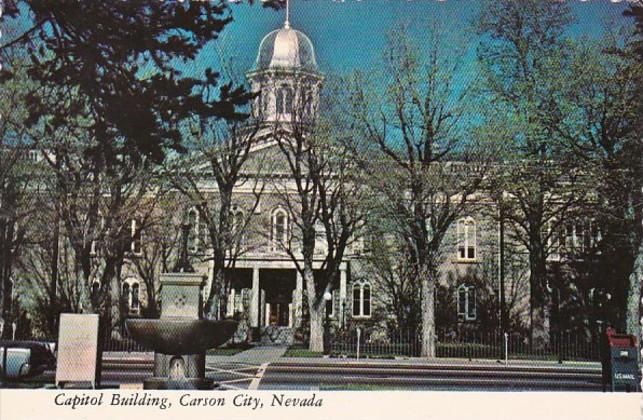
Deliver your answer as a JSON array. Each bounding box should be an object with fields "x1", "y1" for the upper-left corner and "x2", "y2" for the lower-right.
[
  {"x1": 128, "y1": 194, "x2": 182, "y2": 319},
  {"x1": 166, "y1": 97, "x2": 265, "y2": 320},
  {"x1": 359, "y1": 224, "x2": 421, "y2": 335},
  {"x1": 477, "y1": 0, "x2": 583, "y2": 347},
  {"x1": 0, "y1": 46, "x2": 40, "y2": 338},
  {"x1": 535, "y1": 28, "x2": 643, "y2": 336},
  {"x1": 269, "y1": 81, "x2": 367, "y2": 352},
  {"x1": 341, "y1": 25, "x2": 491, "y2": 357}
]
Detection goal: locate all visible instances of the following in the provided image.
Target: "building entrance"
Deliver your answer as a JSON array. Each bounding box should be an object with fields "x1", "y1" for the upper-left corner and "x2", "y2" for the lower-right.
[
  {"x1": 260, "y1": 268, "x2": 296, "y2": 328},
  {"x1": 268, "y1": 303, "x2": 290, "y2": 326}
]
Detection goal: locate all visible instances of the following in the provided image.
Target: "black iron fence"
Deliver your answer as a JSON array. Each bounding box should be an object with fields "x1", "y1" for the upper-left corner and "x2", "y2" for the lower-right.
[
  {"x1": 331, "y1": 328, "x2": 601, "y2": 361},
  {"x1": 331, "y1": 329, "x2": 421, "y2": 358}
]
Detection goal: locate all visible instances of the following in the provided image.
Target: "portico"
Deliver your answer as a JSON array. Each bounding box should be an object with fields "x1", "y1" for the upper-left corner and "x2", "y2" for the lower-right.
[{"x1": 219, "y1": 259, "x2": 348, "y2": 331}]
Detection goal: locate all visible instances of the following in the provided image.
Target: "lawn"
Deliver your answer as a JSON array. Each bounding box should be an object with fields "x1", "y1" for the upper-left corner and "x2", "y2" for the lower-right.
[
  {"x1": 283, "y1": 344, "x2": 323, "y2": 358},
  {"x1": 206, "y1": 344, "x2": 250, "y2": 356}
]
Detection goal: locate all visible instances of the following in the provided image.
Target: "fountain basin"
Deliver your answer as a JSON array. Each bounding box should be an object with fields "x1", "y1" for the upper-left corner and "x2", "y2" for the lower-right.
[{"x1": 125, "y1": 318, "x2": 238, "y2": 355}]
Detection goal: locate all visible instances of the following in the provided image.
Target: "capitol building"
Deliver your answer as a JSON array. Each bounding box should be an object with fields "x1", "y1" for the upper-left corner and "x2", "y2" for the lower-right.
[
  {"x1": 89, "y1": 17, "x2": 538, "y2": 346},
  {"x1": 15, "y1": 15, "x2": 601, "y2": 348}
]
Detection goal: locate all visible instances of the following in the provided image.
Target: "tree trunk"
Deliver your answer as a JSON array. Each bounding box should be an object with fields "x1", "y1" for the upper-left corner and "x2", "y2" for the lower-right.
[
  {"x1": 303, "y1": 260, "x2": 324, "y2": 352},
  {"x1": 625, "y1": 238, "x2": 643, "y2": 338},
  {"x1": 205, "y1": 268, "x2": 223, "y2": 321},
  {"x1": 309, "y1": 303, "x2": 324, "y2": 353},
  {"x1": 205, "y1": 244, "x2": 228, "y2": 320},
  {"x1": 0, "y1": 219, "x2": 14, "y2": 339},
  {"x1": 529, "y1": 247, "x2": 550, "y2": 349},
  {"x1": 420, "y1": 266, "x2": 436, "y2": 358}
]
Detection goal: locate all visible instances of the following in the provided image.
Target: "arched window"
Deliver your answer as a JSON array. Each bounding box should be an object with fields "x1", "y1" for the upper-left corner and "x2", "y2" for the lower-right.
[
  {"x1": 258, "y1": 91, "x2": 271, "y2": 117},
  {"x1": 122, "y1": 282, "x2": 130, "y2": 306},
  {"x1": 271, "y1": 208, "x2": 289, "y2": 251},
  {"x1": 457, "y1": 284, "x2": 476, "y2": 321},
  {"x1": 129, "y1": 218, "x2": 142, "y2": 255},
  {"x1": 122, "y1": 278, "x2": 141, "y2": 315},
  {"x1": 325, "y1": 290, "x2": 336, "y2": 318},
  {"x1": 564, "y1": 219, "x2": 601, "y2": 255},
  {"x1": 187, "y1": 207, "x2": 201, "y2": 252},
  {"x1": 91, "y1": 280, "x2": 100, "y2": 299},
  {"x1": 231, "y1": 208, "x2": 245, "y2": 245},
  {"x1": 284, "y1": 88, "x2": 293, "y2": 113},
  {"x1": 276, "y1": 89, "x2": 284, "y2": 114},
  {"x1": 303, "y1": 89, "x2": 314, "y2": 117},
  {"x1": 352, "y1": 282, "x2": 371, "y2": 318},
  {"x1": 131, "y1": 283, "x2": 140, "y2": 311},
  {"x1": 457, "y1": 217, "x2": 476, "y2": 260},
  {"x1": 276, "y1": 87, "x2": 293, "y2": 115},
  {"x1": 91, "y1": 214, "x2": 106, "y2": 256}
]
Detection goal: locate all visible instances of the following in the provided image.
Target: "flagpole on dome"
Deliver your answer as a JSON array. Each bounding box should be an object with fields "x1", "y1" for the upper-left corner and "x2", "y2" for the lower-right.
[{"x1": 285, "y1": 0, "x2": 290, "y2": 29}]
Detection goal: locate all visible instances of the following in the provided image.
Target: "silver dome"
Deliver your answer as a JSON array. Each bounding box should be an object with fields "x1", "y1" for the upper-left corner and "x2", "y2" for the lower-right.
[{"x1": 256, "y1": 24, "x2": 318, "y2": 71}]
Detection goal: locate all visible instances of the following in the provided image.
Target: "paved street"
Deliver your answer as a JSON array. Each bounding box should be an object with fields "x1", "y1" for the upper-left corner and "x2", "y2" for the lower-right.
[{"x1": 8, "y1": 346, "x2": 611, "y2": 391}]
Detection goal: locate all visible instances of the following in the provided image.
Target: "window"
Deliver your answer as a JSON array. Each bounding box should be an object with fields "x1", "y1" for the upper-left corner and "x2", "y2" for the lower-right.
[
  {"x1": 271, "y1": 208, "x2": 289, "y2": 251},
  {"x1": 131, "y1": 283, "x2": 140, "y2": 311},
  {"x1": 129, "y1": 218, "x2": 142, "y2": 255},
  {"x1": 91, "y1": 215, "x2": 106, "y2": 256},
  {"x1": 325, "y1": 290, "x2": 336, "y2": 318},
  {"x1": 187, "y1": 207, "x2": 202, "y2": 252},
  {"x1": 122, "y1": 279, "x2": 140, "y2": 315},
  {"x1": 285, "y1": 88, "x2": 293, "y2": 114},
  {"x1": 276, "y1": 87, "x2": 293, "y2": 115},
  {"x1": 234, "y1": 289, "x2": 244, "y2": 313},
  {"x1": 122, "y1": 282, "x2": 130, "y2": 305},
  {"x1": 352, "y1": 282, "x2": 371, "y2": 318},
  {"x1": 457, "y1": 217, "x2": 476, "y2": 260},
  {"x1": 226, "y1": 288, "x2": 246, "y2": 317},
  {"x1": 562, "y1": 219, "x2": 601, "y2": 256},
  {"x1": 457, "y1": 284, "x2": 476, "y2": 321},
  {"x1": 231, "y1": 208, "x2": 245, "y2": 245},
  {"x1": 259, "y1": 92, "x2": 269, "y2": 116},
  {"x1": 91, "y1": 280, "x2": 100, "y2": 299},
  {"x1": 304, "y1": 89, "x2": 313, "y2": 116},
  {"x1": 545, "y1": 220, "x2": 563, "y2": 261}
]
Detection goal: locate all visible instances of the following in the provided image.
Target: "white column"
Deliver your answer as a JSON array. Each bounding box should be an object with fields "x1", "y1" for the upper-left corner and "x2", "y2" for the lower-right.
[
  {"x1": 227, "y1": 288, "x2": 235, "y2": 318},
  {"x1": 294, "y1": 271, "x2": 303, "y2": 329},
  {"x1": 339, "y1": 268, "x2": 347, "y2": 326},
  {"x1": 260, "y1": 289, "x2": 266, "y2": 327},
  {"x1": 250, "y1": 267, "x2": 260, "y2": 327}
]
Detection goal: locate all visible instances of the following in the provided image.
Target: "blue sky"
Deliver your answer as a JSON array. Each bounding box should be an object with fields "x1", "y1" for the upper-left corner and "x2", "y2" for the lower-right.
[
  {"x1": 190, "y1": 0, "x2": 634, "y2": 78},
  {"x1": 4, "y1": 0, "x2": 634, "y2": 79}
]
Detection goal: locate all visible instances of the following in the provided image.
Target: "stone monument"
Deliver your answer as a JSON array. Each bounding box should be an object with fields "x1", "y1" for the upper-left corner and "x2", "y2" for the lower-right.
[{"x1": 126, "y1": 224, "x2": 237, "y2": 389}]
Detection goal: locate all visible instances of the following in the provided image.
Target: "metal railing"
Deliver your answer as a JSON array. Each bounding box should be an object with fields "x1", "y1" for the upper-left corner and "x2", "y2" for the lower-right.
[{"x1": 330, "y1": 328, "x2": 601, "y2": 361}]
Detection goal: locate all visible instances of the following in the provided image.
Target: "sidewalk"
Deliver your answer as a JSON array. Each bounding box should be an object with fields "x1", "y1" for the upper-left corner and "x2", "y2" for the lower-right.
[
  {"x1": 104, "y1": 346, "x2": 289, "y2": 364},
  {"x1": 277, "y1": 356, "x2": 601, "y2": 370},
  {"x1": 207, "y1": 345, "x2": 288, "y2": 365},
  {"x1": 102, "y1": 349, "x2": 600, "y2": 370}
]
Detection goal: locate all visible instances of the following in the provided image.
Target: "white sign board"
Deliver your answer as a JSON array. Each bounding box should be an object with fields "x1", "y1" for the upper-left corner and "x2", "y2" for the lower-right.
[{"x1": 55, "y1": 313, "x2": 100, "y2": 387}]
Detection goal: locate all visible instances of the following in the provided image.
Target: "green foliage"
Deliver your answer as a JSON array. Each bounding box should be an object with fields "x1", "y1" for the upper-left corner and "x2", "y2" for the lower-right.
[{"x1": 3, "y1": 0, "x2": 254, "y2": 164}]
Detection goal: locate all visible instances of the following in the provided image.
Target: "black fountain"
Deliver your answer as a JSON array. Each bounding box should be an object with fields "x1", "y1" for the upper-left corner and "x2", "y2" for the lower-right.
[{"x1": 126, "y1": 224, "x2": 237, "y2": 389}]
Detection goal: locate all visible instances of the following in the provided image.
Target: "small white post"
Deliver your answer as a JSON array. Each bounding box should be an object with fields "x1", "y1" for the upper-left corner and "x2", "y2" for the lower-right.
[
  {"x1": 504, "y1": 332, "x2": 509, "y2": 366},
  {"x1": 12, "y1": 321, "x2": 17, "y2": 341},
  {"x1": 0, "y1": 318, "x2": 4, "y2": 338},
  {"x1": 356, "y1": 328, "x2": 361, "y2": 361}
]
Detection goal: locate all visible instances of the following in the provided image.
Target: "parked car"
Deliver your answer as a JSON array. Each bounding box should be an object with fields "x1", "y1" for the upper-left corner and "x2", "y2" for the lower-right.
[{"x1": 0, "y1": 340, "x2": 56, "y2": 381}]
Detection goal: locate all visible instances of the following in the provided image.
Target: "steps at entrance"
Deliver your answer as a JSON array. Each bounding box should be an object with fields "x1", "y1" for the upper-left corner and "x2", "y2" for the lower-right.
[{"x1": 259, "y1": 326, "x2": 294, "y2": 346}]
